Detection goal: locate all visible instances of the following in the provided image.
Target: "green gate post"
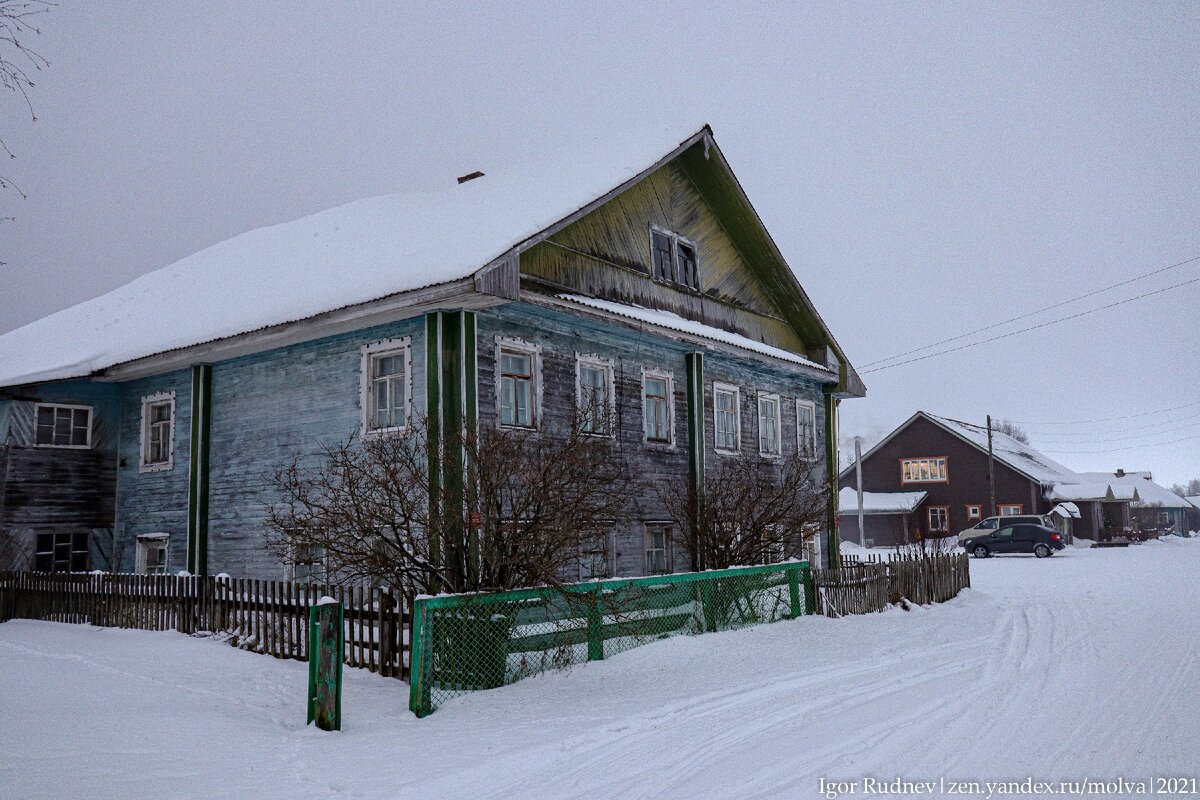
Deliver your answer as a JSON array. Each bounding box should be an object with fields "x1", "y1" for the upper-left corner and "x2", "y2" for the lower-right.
[
  {"x1": 408, "y1": 599, "x2": 430, "y2": 717},
  {"x1": 307, "y1": 599, "x2": 344, "y2": 731},
  {"x1": 800, "y1": 562, "x2": 815, "y2": 615},
  {"x1": 586, "y1": 584, "x2": 604, "y2": 661},
  {"x1": 787, "y1": 565, "x2": 803, "y2": 619}
]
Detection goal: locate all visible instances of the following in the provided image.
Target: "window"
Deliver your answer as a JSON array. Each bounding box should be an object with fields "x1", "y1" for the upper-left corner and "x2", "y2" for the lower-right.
[
  {"x1": 645, "y1": 524, "x2": 672, "y2": 575},
  {"x1": 579, "y1": 533, "x2": 611, "y2": 581},
  {"x1": 928, "y1": 507, "x2": 949, "y2": 532},
  {"x1": 996, "y1": 526, "x2": 1016, "y2": 539},
  {"x1": 796, "y1": 400, "x2": 816, "y2": 457},
  {"x1": 293, "y1": 545, "x2": 328, "y2": 585},
  {"x1": 966, "y1": 505, "x2": 982, "y2": 520},
  {"x1": 648, "y1": 226, "x2": 700, "y2": 290},
  {"x1": 35, "y1": 532, "x2": 89, "y2": 573},
  {"x1": 713, "y1": 382, "x2": 740, "y2": 452},
  {"x1": 498, "y1": 339, "x2": 538, "y2": 429},
  {"x1": 361, "y1": 338, "x2": 411, "y2": 434},
  {"x1": 140, "y1": 392, "x2": 175, "y2": 471},
  {"x1": 758, "y1": 393, "x2": 781, "y2": 456},
  {"x1": 900, "y1": 457, "x2": 948, "y2": 484},
  {"x1": 999, "y1": 504, "x2": 1024, "y2": 516},
  {"x1": 134, "y1": 534, "x2": 169, "y2": 575},
  {"x1": 643, "y1": 369, "x2": 673, "y2": 444},
  {"x1": 34, "y1": 403, "x2": 91, "y2": 448},
  {"x1": 576, "y1": 355, "x2": 615, "y2": 436}
]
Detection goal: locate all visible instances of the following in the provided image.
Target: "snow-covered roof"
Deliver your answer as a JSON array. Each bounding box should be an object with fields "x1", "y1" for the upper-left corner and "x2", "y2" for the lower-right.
[
  {"x1": 925, "y1": 414, "x2": 1081, "y2": 485},
  {"x1": 837, "y1": 487, "x2": 928, "y2": 514},
  {"x1": 1050, "y1": 502, "x2": 1082, "y2": 519},
  {"x1": 1187, "y1": 496, "x2": 1200, "y2": 510},
  {"x1": 1075, "y1": 472, "x2": 1194, "y2": 509},
  {"x1": 559, "y1": 295, "x2": 834, "y2": 375},
  {"x1": 1046, "y1": 482, "x2": 1140, "y2": 502},
  {"x1": 0, "y1": 124, "x2": 712, "y2": 388}
]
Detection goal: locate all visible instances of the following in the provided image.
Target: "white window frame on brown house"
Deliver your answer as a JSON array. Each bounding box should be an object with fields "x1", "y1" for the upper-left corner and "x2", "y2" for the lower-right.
[
  {"x1": 900, "y1": 457, "x2": 948, "y2": 484},
  {"x1": 496, "y1": 336, "x2": 541, "y2": 430},
  {"x1": 139, "y1": 391, "x2": 176, "y2": 473},
  {"x1": 712, "y1": 381, "x2": 741, "y2": 453},
  {"x1": 360, "y1": 337, "x2": 413, "y2": 437},
  {"x1": 33, "y1": 403, "x2": 93, "y2": 449},
  {"x1": 966, "y1": 504, "x2": 982, "y2": 520},
  {"x1": 928, "y1": 506, "x2": 950, "y2": 533},
  {"x1": 575, "y1": 353, "x2": 616, "y2": 438},
  {"x1": 999, "y1": 504, "x2": 1024, "y2": 516}
]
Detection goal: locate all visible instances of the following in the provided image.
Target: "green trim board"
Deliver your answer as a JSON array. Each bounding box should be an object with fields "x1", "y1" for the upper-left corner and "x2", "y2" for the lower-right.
[
  {"x1": 823, "y1": 390, "x2": 840, "y2": 569},
  {"x1": 684, "y1": 351, "x2": 706, "y2": 569},
  {"x1": 186, "y1": 363, "x2": 212, "y2": 575}
]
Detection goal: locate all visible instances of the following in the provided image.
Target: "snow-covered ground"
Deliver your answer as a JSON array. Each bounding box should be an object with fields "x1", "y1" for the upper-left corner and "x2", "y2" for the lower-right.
[{"x1": 3, "y1": 538, "x2": 1198, "y2": 799}]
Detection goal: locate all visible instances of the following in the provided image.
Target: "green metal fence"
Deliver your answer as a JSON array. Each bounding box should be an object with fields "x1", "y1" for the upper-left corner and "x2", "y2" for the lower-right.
[{"x1": 409, "y1": 560, "x2": 813, "y2": 716}]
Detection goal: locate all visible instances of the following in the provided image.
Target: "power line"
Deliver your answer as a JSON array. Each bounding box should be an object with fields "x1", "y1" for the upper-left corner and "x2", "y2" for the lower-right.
[
  {"x1": 861, "y1": 253, "x2": 1200, "y2": 369},
  {"x1": 1028, "y1": 418, "x2": 1200, "y2": 445},
  {"x1": 1041, "y1": 432, "x2": 1200, "y2": 455},
  {"x1": 860, "y1": 275, "x2": 1200, "y2": 374},
  {"x1": 1012, "y1": 398, "x2": 1200, "y2": 427}
]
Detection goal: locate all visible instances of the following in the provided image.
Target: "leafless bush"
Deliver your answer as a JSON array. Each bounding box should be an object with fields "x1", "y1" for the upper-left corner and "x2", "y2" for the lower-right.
[
  {"x1": 655, "y1": 450, "x2": 827, "y2": 571},
  {"x1": 1, "y1": 0, "x2": 53, "y2": 204},
  {"x1": 266, "y1": 415, "x2": 633, "y2": 596}
]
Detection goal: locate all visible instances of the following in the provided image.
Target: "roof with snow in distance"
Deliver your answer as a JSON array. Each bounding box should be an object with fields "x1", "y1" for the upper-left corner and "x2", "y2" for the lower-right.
[
  {"x1": 1050, "y1": 502, "x2": 1082, "y2": 519},
  {"x1": 923, "y1": 414, "x2": 1082, "y2": 486},
  {"x1": 1045, "y1": 482, "x2": 1140, "y2": 502},
  {"x1": 837, "y1": 487, "x2": 928, "y2": 514},
  {"x1": 1073, "y1": 472, "x2": 1195, "y2": 509},
  {"x1": 5, "y1": 122, "x2": 851, "y2": 389},
  {"x1": 1188, "y1": 496, "x2": 1200, "y2": 510}
]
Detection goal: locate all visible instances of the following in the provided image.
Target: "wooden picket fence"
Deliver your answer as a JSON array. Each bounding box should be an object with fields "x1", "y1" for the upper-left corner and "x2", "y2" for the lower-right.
[
  {"x1": 0, "y1": 571, "x2": 412, "y2": 680},
  {"x1": 813, "y1": 552, "x2": 970, "y2": 617}
]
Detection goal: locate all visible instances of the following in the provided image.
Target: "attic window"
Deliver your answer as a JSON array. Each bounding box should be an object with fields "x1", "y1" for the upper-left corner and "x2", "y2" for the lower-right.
[{"x1": 649, "y1": 226, "x2": 699, "y2": 290}]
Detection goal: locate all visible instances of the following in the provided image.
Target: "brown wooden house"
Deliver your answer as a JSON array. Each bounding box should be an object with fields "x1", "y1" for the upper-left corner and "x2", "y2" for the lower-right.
[{"x1": 839, "y1": 412, "x2": 1133, "y2": 544}]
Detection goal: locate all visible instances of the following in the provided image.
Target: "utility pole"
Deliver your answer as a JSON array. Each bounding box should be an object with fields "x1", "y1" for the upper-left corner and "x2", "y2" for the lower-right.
[
  {"x1": 854, "y1": 436, "x2": 866, "y2": 547},
  {"x1": 987, "y1": 415, "x2": 997, "y2": 518}
]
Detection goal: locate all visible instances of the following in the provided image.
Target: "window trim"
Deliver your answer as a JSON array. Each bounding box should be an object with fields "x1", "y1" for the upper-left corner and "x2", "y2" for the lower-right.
[
  {"x1": 578, "y1": 530, "x2": 613, "y2": 582},
  {"x1": 575, "y1": 353, "x2": 616, "y2": 438},
  {"x1": 644, "y1": 522, "x2": 674, "y2": 576},
  {"x1": 900, "y1": 456, "x2": 949, "y2": 484},
  {"x1": 33, "y1": 402, "x2": 93, "y2": 449},
  {"x1": 292, "y1": 545, "x2": 329, "y2": 585},
  {"x1": 757, "y1": 392, "x2": 782, "y2": 457},
  {"x1": 796, "y1": 398, "x2": 817, "y2": 458},
  {"x1": 360, "y1": 337, "x2": 413, "y2": 437},
  {"x1": 138, "y1": 391, "x2": 177, "y2": 473},
  {"x1": 134, "y1": 533, "x2": 169, "y2": 576},
  {"x1": 966, "y1": 504, "x2": 982, "y2": 520},
  {"x1": 641, "y1": 367, "x2": 675, "y2": 446},
  {"x1": 999, "y1": 503, "x2": 1025, "y2": 516},
  {"x1": 495, "y1": 336, "x2": 541, "y2": 430},
  {"x1": 712, "y1": 381, "x2": 741, "y2": 454},
  {"x1": 928, "y1": 506, "x2": 950, "y2": 533},
  {"x1": 647, "y1": 224, "x2": 700, "y2": 291}
]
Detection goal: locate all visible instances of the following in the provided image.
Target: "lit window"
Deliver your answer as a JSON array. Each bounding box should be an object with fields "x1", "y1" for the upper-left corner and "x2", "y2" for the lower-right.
[
  {"x1": 499, "y1": 345, "x2": 537, "y2": 429},
  {"x1": 901, "y1": 457, "x2": 948, "y2": 484},
  {"x1": 649, "y1": 226, "x2": 700, "y2": 291},
  {"x1": 796, "y1": 400, "x2": 816, "y2": 457},
  {"x1": 713, "y1": 382, "x2": 740, "y2": 452},
  {"x1": 576, "y1": 355, "x2": 614, "y2": 436},
  {"x1": 645, "y1": 524, "x2": 672, "y2": 575},
  {"x1": 135, "y1": 534, "x2": 169, "y2": 575},
  {"x1": 643, "y1": 370, "x2": 673, "y2": 444},
  {"x1": 140, "y1": 392, "x2": 175, "y2": 471},
  {"x1": 758, "y1": 393, "x2": 781, "y2": 455},
  {"x1": 928, "y1": 507, "x2": 949, "y2": 532},
  {"x1": 34, "y1": 404, "x2": 91, "y2": 448},
  {"x1": 361, "y1": 338, "x2": 411, "y2": 434}
]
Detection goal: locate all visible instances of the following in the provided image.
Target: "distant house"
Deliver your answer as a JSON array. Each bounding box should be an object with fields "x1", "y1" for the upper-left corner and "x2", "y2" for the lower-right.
[
  {"x1": 1073, "y1": 471, "x2": 1195, "y2": 535},
  {"x1": 1186, "y1": 498, "x2": 1200, "y2": 532},
  {"x1": 0, "y1": 124, "x2": 865, "y2": 579},
  {"x1": 839, "y1": 412, "x2": 1135, "y2": 543}
]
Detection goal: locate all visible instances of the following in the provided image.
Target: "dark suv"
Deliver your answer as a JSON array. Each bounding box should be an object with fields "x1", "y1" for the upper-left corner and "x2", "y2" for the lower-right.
[{"x1": 963, "y1": 523, "x2": 1066, "y2": 559}]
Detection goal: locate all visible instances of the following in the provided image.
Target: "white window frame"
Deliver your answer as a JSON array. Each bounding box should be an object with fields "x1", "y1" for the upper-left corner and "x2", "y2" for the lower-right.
[
  {"x1": 641, "y1": 367, "x2": 675, "y2": 446},
  {"x1": 135, "y1": 533, "x2": 170, "y2": 575},
  {"x1": 901, "y1": 457, "x2": 949, "y2": 484},
  {"x1": 138, "y1": 391, "x2": 176, "y2": 473},
  {"x1": 575, "y1": 353, "x2": 616, "y2": 438},
  {"x1": 967, "y1": 505, "x2": 982, "y2": 520},
  {"x1": 999, "y1": 504, "x2": 1024, "y2": 516},
  {"x1": 712, "y1": 381, "x2": 741, "y2": 454},
  {"x1": 757, "y1": 392, "x2": 782, "y2": 457},
  {"x1": 292, "y1": 545, "x2": 329, "y2": 585},
  {"x1": 360, "y1": 337, "x2": 413, "y2": 437},
  {"x1": 495, "y1": 336, "x2": 541, "y2": 430},
  {"x1": 796, "y1": 398, "x2": 817, "y2": 459},
  {"x1": 32, "y1": 402, "x2": 93, "y2": 449},
  {"x1": 644, "y1": 522, "x2": 673, "y2": 575}
]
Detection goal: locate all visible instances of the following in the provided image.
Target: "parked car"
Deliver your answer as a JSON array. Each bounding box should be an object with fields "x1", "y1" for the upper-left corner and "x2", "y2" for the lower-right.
[
  {"x1": 963, "y1": 523, "x2": 1066, "y2": 558},
  {"x1": 957, "y1": 514, "x2": 1054, "y2": 544}
]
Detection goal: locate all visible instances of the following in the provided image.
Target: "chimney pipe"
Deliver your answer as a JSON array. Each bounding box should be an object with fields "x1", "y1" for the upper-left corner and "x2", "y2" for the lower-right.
[{"x1": 457, "y1": 171, "x2": 485, "y2": 185}]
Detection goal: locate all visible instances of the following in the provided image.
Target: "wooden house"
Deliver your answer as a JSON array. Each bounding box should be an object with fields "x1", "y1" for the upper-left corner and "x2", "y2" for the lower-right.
[
  {"x1": 0, "y1": 124, "x2": 865, "y2": 579},
  {"x1": 839, "y1": 412, "x2": 1134, "y2": 543}
]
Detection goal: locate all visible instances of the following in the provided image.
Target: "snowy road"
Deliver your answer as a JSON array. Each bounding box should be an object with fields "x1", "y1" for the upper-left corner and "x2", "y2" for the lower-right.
[{"x1": 2, "y1": 538, "x2": 1198, "y2": 799}]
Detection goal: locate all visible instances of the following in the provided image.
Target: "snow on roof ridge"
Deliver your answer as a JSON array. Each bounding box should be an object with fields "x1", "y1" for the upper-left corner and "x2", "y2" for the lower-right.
[
  {"x1": 0, "y1": 122, "x2": 711, "y2": 388},
  {"x1": 923, "y1": 412, "x2": 1083, "y2": 486},
  {"x1": 558, "y1": 294, "x2": 834, "y2": 374}
]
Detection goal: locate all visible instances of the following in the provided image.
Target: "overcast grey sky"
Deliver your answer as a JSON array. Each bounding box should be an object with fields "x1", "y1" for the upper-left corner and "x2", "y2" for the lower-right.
[{"x1": 2, "y1": 2, "x2": 1197, "y2": 485}]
